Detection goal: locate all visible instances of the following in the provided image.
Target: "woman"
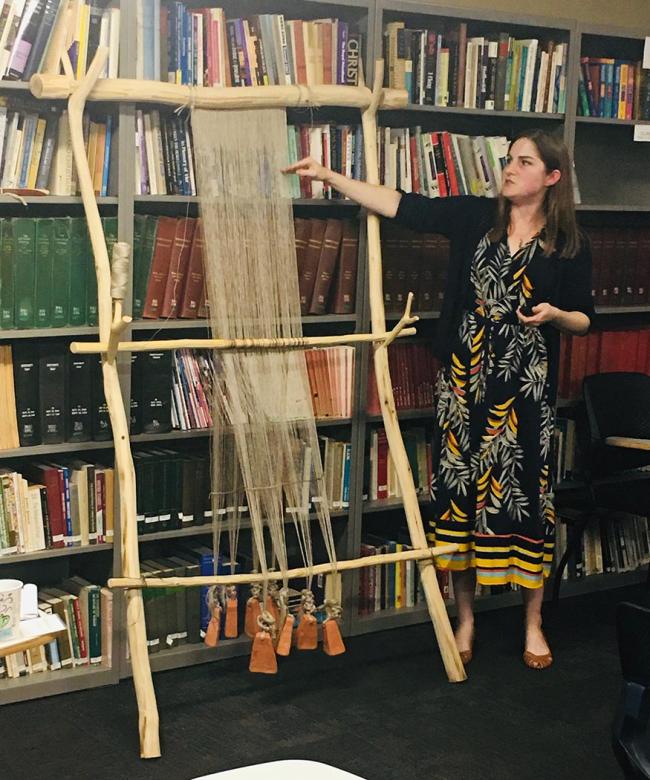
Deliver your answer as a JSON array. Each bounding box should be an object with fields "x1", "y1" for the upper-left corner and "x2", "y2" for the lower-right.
[{"x1": 284, "y1": 129, "x2": 594, "y2": 669}]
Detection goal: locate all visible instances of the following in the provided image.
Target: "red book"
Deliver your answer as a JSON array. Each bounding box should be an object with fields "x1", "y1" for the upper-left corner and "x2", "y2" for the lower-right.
[
  {"x1": 611, "y1": 227, "x2": 627, "y2": 305},
  {"x1": 299, "y1": 218, "x2": 326, "y2": 314},
  {"x1": 293, "y1": 217, "x2": 312, "y2": 301},
  {"x1": 598, "y1": 330, "x2": 631, "y2": 372},
  {"x1": 376, "y1": 431, "x2": 389, "y2": 500},
  {"x1": 621, "y1": 227, "x2": 638, "y2": 306},
  {"x1": 430, "y1": 132, "x2": 449, "y2": 197},
  {"x1": 331, "y1": 219, "x2": 359, "y2": 315},
  {"x1": 417, "y1": 234, "x2": 435, "y2": 312},
  {"x1": 440, "y1": 131, "x2": 460, "y2": 196},
  {"x1": 409, "y1": 133, "x2": 420, "y2": 192},
  {"x1": 381, "y1": 223, "x2": 400, "y2": 313},
  {"x1": 289, "y1": 21, "x2": 307, "y2": 85},
  {"x1": 179, "y1": 219, "x2": 205, "y2": 319},
  {"x1": 161, "y1": 217, "x2": 196, "y2": 318},
  {"x1": 584, "y1": 331, "x2": 601, "y2": 379},
  {"x1": 617, "y1": 330, "x2": 640, "y2": 371},
  {"x1": 587, "y1": 227, "x2": 603, "y2": 303},
  {"x1": 310, "y1": 219, "x2": 343, "y2": 314},
  {"x1": 196, "y1": 285, "x2": 208, "y2": 319},
  {"x1": 599, "y1": 228, "x2": 617, "y2": 307},
  {"x1": 21, "y1": 463, "x2": 66, "y2": 548},
  {"x1": 637, "y1": 228, "x2": 650, "y2": 305},
  {"x1": 568, "y1": 334, "x2": 589, "y2": 400},
  {"x1": 142, "y1": 216, "x2": 178, "y2": 319},
  {"x1": 635, "y1": 329, "x2": 650, "y2": 374},
  {"x1": 366, "y1": 358, "x2": 380, "y2": 416}
]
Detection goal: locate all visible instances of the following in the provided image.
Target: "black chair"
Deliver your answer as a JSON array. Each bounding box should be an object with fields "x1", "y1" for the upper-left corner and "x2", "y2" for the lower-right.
[
  {"x1": 553, "y1": 372, "x2": 650, "y2": 602},
  {"x1": 613, "y1": 601, "x2": 650, "y2": 778}
]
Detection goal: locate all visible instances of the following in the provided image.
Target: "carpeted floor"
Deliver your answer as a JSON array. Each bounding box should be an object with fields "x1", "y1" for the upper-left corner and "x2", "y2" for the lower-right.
[{"x1": 1, "y1": 582, "x2": 648, "y2": 780}]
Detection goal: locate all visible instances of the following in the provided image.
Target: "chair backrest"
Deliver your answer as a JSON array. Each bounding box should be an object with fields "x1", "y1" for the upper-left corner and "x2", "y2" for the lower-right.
[
  {"x1": 584, "y1": 373, "x2": 650, "y2": 442},
  {"x1": 617, "y1": 602, "x2": 650, "y2": 687},
  {"x1": 613, "y1": 602, "x2": 650, "y2": 779},
  {"x1": 582, "y1": 373, "x2": 650, "y2": 476}
]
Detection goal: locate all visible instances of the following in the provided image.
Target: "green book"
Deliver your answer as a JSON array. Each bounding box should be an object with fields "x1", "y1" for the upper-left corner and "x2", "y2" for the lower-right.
[
  {"x1": 61, "y1": 576, "x2": 102, "y2": 665},
  {"x1": 103, "y1": 216, "x2": 118, "y2": 260},
  {"x1": 0, "y1": 220, "x2": 13, "y2": 328},
  {"x1": 85, "y1": 221, "x2": 97, "y2": 326},
  {"x1": 69, "y1": 217, "x2": 88, "y2": 326},
  {"x1": 83, "y1": 217, "x2": 119, "y2": 327},
  {"x1": 131, "y1": 214, "x2": 147, "y2": 318},
  {"x1": 13, "y1": 217, "x2": 37, "y2": 328},
  {"x1": 34, "y1": 217, "x2": 54, "y2": 328},
  {"x1": 51, "y1": 217, "x2": 72, "y2": 327},
  {"x1": 133, "y1": 216, "x2": 157, "y2": 321}
]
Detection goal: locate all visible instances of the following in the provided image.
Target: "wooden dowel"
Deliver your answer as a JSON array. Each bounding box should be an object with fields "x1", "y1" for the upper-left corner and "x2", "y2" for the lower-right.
[
  {"x1": 362, "y1": 61, "x2": 466, "y2": 683},
  {"x1": 68, "y1": 48, "x2": 161, "y2": 759},
  {"x1": 108, "y1": 544, "x2": 459, "y2": 589},
  {"x1": 30, "y1": 73, "x2": 408, "y2": 109},
  {"x1": 605, "y1": 436, "x2": 650, "y2": 451},
  {"x1": 69, "y1": 327, "x2": 418, "y2": 354}
]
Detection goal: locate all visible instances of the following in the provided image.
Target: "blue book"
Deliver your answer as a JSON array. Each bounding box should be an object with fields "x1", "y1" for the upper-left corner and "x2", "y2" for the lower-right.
[
  {"x1": 19, "y1": 114, "x2": 38, "y2": 188},
  {"x1": 517, "y1": 46, "x2": 529, "y2": 111},
  {"x1": 181, "y1": 6, "x2": 189, "y2": 85},
  {"x1": 153, "y1": 0, "x2": 161, "y2": 81},
  {"x1": 341, "y1": 443, "x2": 351, "y2": 508},
  {"x1": 143, "y1": 0, "x2": 156, "y2": 81},
  {"x1": 101, "y1": 115, "x2": 113, "y2": 197}
]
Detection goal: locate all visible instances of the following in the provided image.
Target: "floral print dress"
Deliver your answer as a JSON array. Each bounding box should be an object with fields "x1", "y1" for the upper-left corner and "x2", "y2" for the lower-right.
[{"x1": 430, "y1": 231, "x2": 555, "y2": 589}]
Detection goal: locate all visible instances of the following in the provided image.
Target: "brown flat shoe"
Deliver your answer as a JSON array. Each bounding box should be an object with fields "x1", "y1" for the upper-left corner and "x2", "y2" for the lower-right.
[
  {"x1": 456, "y1": 630, "x2": 475, "y2": 666},
  {"x1": 523, "y1": 633, "x2": 553, "y2": 669}
]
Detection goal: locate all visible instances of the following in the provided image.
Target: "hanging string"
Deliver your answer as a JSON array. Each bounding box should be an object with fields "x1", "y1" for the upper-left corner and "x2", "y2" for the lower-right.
[{"x1": 191, "y1": 107, "x2": 339, "y2": 636}]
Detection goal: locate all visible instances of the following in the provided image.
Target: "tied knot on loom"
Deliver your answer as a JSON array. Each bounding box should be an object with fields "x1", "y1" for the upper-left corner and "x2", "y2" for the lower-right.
[
  {"x1": 322, "y1": 599, "x2": 343, "y2": 621},
  {"x1": 174, "y1": 85, "x2": 197, "y2": 115},
  {"x1": 300, "y1": 588, "x2": 317, "y2": 615},
  {"x1": 245, "y1": 582, "x2": 264, "y2": 638},
  {"x1": 257, "y1": 609, "x2": 276, "y2": 635},
  {"x1": 224, "y1": 584, "x2": 239, "y2": 639}
]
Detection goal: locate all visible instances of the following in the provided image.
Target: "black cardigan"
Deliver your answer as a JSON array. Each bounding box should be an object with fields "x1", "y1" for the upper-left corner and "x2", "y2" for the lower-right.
[{"x1": 392, "y1": 193, "x2": 595, "y2": 401}]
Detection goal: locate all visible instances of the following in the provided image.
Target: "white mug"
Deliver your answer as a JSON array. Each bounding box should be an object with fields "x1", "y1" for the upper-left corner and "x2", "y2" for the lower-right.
[{"x1": 0, "y1": 579, "x2": 23, "y2": 640}]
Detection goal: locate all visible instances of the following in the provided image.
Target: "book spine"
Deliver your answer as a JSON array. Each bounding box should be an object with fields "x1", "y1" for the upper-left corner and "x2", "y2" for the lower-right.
[
  {"x1": 13, "y1": 217, "x2": 36, "y2": 328},
  {"x1": 0, "y1": 219, "x2": 13, "y2": 328},
  {"x1": 34, "y1": 217, "x2": 54, "y2": 327}
]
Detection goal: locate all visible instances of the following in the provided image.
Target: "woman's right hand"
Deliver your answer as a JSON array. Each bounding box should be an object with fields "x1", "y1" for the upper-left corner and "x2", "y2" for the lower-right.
[{"x1": 282, "y1": 156, "x2": 330, "y2": 183}]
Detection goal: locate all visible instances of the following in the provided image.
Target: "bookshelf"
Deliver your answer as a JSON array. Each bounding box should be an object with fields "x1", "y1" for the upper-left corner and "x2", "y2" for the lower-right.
[
  {"x1": 573, "y1": 23, "x2": 650, "y2": 209},
  {"x1": 0, "y1": 0, "x2": 648, "y2": 704}
]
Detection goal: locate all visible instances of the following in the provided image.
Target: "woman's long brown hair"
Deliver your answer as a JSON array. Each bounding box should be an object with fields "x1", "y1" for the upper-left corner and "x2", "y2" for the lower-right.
[{"x1": 488, "y1": 129, "x2": 581, "y2": 258}]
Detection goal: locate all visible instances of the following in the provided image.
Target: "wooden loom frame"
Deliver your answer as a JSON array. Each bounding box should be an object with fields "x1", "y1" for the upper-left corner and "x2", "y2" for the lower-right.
[{"x1": 30, "y1": 49, "x2": 466, "y2": 759}]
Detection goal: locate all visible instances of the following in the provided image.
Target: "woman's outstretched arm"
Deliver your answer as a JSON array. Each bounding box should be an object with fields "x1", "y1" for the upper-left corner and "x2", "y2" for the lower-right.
[{"x1": 282, "y1": 156, "x2": 402, "y2": 217}]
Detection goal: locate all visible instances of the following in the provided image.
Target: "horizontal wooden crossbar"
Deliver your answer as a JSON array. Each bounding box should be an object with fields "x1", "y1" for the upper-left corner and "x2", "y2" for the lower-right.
[
  {"x1": 29, "y1": 74, "x2": 408, "y2": 110},
  {"x1": 108, "y1": 544, "x2": 458, "y2": 589},
  {"x1": 70, "y1": 327, "x2": 418, "y2": 354},
  {"x1": 605, "y1": 436, "x2": 650, "y2": 451}
]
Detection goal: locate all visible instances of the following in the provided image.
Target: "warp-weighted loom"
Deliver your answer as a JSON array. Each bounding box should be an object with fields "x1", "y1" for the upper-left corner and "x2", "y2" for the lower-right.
[{"x1": 30, "y1": 46, "x2": 465, "y2": 759}]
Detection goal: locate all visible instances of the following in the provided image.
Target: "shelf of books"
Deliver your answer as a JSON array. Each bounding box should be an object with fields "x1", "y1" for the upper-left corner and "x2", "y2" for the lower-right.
[
  {"x1": 1, "y1": 0, "x2": 649, "y2": 698},
  {"x1": 574, "y1": 23, "x2": 650, "y2": 210},
  {"x1": 375, "y1": 0, "x2": 573, "y2": 132}
]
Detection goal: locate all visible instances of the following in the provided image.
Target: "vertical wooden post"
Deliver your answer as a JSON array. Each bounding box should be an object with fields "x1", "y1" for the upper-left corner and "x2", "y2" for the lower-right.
[
  {"x1": 67, "y1": 48, "x2": 161, "y2": 756},
  {"x1": 361, "y1": 61, "x2": 466, "y2": 682}
]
